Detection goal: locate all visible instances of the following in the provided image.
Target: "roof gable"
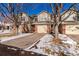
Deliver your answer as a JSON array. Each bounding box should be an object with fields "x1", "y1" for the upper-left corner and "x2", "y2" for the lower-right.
[{"x1": 37, "y1": 10, "x2": 50, "y2": 16}]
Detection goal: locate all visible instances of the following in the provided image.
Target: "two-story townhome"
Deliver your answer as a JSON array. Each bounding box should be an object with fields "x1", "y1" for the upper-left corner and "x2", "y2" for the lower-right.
[
  {"x1": 32, "y1": 8, "x2": 79, "y2": 34},
  {"x1": 32, "y1": 11, "x2": 53, "y2": 33},
  {"x1": 61, "y1": 8, "x2": 79, "y2": 34},
  {"x1": 1, "y1": 8, "x2": 79, "y2": 34},
  {"x1": 0, "y1": 17, "x2": 12, "y2": 32},
  {"x1": 18, "y1": 12, "x2": 32, "y2": 33}
]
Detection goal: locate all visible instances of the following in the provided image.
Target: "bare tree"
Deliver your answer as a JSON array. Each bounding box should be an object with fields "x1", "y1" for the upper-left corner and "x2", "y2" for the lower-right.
[
  {"x1": 50, "y1": 3, "x2": 76, "y2": 41},
  {"x1": 0, "y1": 3, "x2": 24, "y2": 34},
  {"x1": 0, "y1": 3, "x2": 36, "y2": 34}
]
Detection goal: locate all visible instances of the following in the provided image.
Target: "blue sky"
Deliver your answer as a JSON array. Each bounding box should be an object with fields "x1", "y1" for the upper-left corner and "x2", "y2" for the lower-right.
[
  {"x1": 0, "y1": 3, "x2": 74, "y2": 21},
  {"x1": 20, "y1": 3, "x2": 72, "y2": 15},
  {"x1": 0, "y1": 3, "x2": 74, "y2": 15},
  {"x1": 0, "y1": 3, "x2": 77, "y2": 21}
]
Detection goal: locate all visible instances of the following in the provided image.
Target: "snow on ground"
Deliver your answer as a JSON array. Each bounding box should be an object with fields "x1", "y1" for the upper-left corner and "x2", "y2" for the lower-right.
[
  {"x1": 0, "y1": 33, "x2": 33, "y2": 42},
  {"x1": 26, "y1": 34, "x2": 79, "y2": 56},
  {"x1": 24, "y1": 34, "x2": 53, "y2": 55},
  {"x1": 59, "y1": 34, "x2": 77, "y2": 45},
  {"x1": 0, "y1": 30, "x2": 11, "y2": 34}
]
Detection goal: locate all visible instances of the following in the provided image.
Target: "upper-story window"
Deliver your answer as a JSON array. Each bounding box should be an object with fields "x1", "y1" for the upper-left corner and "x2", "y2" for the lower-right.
[
  {"x1": 38, "y1": 12, "x2": 51, "y2": 22},
  {"x1": 41, "y1": 17, "x2": 47, "y2": 21}
]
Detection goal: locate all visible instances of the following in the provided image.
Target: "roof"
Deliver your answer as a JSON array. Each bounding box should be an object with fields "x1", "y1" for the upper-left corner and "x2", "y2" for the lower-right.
[
  {"x1": 61, "y1": 9, "x2": 77, "y2": 21},
  {"x1": 19, "y1": 12, "x2": 29, "y2": 17},
  {"x1": 62, "y1": 21, "x2": 79, "y2": 25},
  {"x1": 32, "y1": 21, "x2": 53, "y2": 25},
  {"x1": 37, "y1": 10, "x2": 50, "y2": 16},
  {"x1": 61, "y1": 8, "x2": 77, "y2": 16}
]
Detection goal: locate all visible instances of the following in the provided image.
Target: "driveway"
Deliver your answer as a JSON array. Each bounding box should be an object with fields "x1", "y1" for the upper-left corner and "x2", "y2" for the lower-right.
[{"x1": 0, "y1": 33, "x2": 46, "y2": 49}]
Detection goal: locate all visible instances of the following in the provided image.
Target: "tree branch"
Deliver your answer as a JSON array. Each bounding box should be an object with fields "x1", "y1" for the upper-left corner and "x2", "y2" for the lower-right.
[
  {"x1": 61, "y1": 3, "x2": 76, "y2": 16},
  {"x1": 59, "y1": 10, "x2": 75, "y2": 24},
  {"x1": 0, "y1": 7, "x2": 14, "y2": 22}
]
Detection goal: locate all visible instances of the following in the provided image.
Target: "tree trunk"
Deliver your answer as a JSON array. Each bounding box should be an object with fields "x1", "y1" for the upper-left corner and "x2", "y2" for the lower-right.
[
  {"x1": 52, "y1": 24, "x2": 62, "y2": 45},
  {"x1": 28, "y1": 24, "x2": 31, "y2": 32},
  {"x1": 12, "y1": 24, "x2": 19, "y2": 35},
  {"x1": 54, "y1": 24, "x2": 59, "y2": 39}
]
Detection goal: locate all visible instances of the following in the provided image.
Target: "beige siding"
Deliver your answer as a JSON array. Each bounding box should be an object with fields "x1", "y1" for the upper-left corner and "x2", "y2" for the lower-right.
[
  {"x1": 38, "y1": 12, "x2": 51, "y2": 21},
  {"x1": 65, "y1": 25, "x2": 79, "y2": 34}
]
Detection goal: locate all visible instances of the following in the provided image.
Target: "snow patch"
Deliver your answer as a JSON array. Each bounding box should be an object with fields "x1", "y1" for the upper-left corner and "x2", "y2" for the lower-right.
[
  {"x1": 25, "y1": 34, "x2": 53, "y2": 55},
  {"x1": 27, "y1": 34, "x2": 79, "y2": 56},
  {"x1": 0, "y1": 30, "x2": 11, "y2": 34},
  {"x1": 59, "y1": 34, "x2": 77, "y2": 45}
]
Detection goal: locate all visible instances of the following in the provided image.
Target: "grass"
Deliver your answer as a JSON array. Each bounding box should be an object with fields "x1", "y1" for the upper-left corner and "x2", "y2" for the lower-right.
[{"x1": 0, "y1": 33, "x2": 17, "y2": 38}]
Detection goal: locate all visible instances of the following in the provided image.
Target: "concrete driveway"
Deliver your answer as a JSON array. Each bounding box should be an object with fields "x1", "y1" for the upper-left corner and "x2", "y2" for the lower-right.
[{"x1": 0, "y1": 33, "x2": 46, "y2": 49}]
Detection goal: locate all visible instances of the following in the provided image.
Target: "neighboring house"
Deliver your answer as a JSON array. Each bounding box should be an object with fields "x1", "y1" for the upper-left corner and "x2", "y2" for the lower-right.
[
  {"x1": 18, "y1": 12, "x2": 32, "y2": 33},
  {"x1": 61, "y1": 8, "x2": 79, "y2": 34},
  {"x1": 32, "y1": 11, "x2": 53, "y2": 33},
  {"x1": 32, "y1": 9, "x2": 79, "y2": 34},
  {"x1": 0, "y1": 20, "x2": 12, "y2": 31},
  {"x1": 0, "y1": 8, "x2": 79, "y2": 34}
]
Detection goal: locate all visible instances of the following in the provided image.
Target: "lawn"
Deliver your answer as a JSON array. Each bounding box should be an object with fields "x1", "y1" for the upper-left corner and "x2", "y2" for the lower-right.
[{"x1": 0, "y1": 33, "x2": 17, "y2": 39}]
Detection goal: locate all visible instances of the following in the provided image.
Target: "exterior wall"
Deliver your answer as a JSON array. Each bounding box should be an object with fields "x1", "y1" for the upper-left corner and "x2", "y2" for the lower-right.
[
  {"x1": 62, "y1": 24, "x2": 66, "y2": 34},
  {"x1": 64, "y1": 25, "x2": 79, "y2": 34},
  {"x1": 61, "y1": 9, "x2": 79, "y2": 34},
  {"x1": 37, "y1": 12, "x2": 51, "y2": 22},
  {"x1": 21, "y1": 13, "x2": 29, "y2": 22},
  {"x1": 18, "y1": 25, "x2": 23, "y2": 33},
  {"x1": 0, "y1": 22, "x2": 12, "y2": 31},
  {"x1": 35, "y1": 11, "x2": 52, "y2": 33},
  {"x1": 47, "y1": 25, "x2": 51, "y2": 33},
  {"x1": 18, "y1": 13, "x2": 31, "y2": 33}
]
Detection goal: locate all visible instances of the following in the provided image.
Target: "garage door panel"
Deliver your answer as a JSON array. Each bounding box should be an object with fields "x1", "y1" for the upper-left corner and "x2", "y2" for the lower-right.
[
  {"x1": 36, "y1": 25, "x2": 47, "y2": 33},
  {"x1": 65, "y1": 25, "x2": 79, "y2": 34}
]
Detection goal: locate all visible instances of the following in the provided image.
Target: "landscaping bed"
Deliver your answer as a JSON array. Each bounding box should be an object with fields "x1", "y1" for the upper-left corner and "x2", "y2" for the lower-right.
[{"x1": 28, "y1": 34, "x2": 79, "y2": 56}]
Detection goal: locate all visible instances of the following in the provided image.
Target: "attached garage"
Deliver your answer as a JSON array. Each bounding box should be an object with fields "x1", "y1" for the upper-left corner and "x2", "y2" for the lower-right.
[
  {"x1": 65, "y1": 25, "x2": 79, "y2": 34},
  {"x1": 35, "y1": 24, "x2": 51, "y2": 33}
]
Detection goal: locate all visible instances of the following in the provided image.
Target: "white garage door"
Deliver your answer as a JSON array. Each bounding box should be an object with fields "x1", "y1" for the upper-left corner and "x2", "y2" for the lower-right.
[
  {"x1": 36, "y1": 25, "x2": 47, "y2": 33},
  {"x1": 65, "y1": 25, "x2": 79, "y2": 34}
]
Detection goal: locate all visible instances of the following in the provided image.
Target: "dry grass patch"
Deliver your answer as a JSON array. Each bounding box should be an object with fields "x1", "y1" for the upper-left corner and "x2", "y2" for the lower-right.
[
  {"x1": 51, "y1": 38, "x2": 62, "y2": 45},
  {"x1": 0, "y1": 33, "x2": 17, "y2": 38}
]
